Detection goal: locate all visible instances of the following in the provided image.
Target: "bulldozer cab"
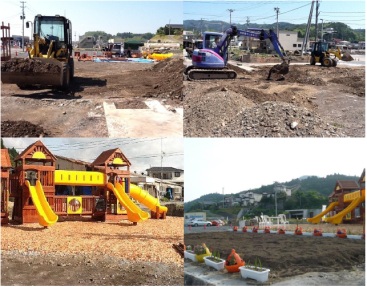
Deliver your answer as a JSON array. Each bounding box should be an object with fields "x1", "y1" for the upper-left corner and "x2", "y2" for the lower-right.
[
  {"x1": 312, "y1": 41, "x2": 329, "y2": 57},
  {"x1": 32, "y1": 15, "x2": 72, "y2": 58}
]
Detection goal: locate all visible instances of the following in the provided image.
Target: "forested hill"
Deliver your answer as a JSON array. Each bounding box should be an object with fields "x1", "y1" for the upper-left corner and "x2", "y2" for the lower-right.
[
  {"x1": 185, "y1": 173, "x2": 360, "y2": 212},
  {"x1": 184, "y1": 20, "x2": 365, "y2": 42}
]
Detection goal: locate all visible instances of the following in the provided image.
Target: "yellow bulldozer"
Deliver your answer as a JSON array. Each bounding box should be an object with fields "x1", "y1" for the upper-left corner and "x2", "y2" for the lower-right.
[{"x1": 1, "y1": 14, "x2": 74, "y2": 89}]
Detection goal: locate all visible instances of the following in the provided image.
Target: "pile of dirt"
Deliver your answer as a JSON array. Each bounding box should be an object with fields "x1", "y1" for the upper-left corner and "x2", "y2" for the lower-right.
[
  {"x1": 185, "y1": 231, "x2": 365, "y2": 283},
  {"x1": 184, "y1": 63, "x2": 365, "y2": 137},
  {"x1": 1, "y1": 58, "x2": 61, "y2": 73},
  {"x1": 147, "y1": 57, "x2": 183, "y2": 100},
  {"x1": 1, "y1": 120, "x2": 51, "y2": 137}
]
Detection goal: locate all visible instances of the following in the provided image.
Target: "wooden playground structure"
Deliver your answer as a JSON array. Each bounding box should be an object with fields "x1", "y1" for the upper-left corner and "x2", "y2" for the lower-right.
[
  {"x1": 307, "y1": 169, "x2": 365, "y2": 225},
  {"x1": 1, "y1": 141, "x2": 167, "y2": 226}
]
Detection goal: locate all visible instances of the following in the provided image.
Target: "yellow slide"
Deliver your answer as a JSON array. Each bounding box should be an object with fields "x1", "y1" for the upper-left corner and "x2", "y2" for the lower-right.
[
  {"x1": 325, "y1": 196, "x2": 365, "y2": 225},
  {"x1": 25, "y1": 180, "x2": 58, "y2": 227},
  {"x1": 307, "y1": 201, "x2": 339, "y2": 224},
  {"x1": 129, "y1": 184, "x2": 168, "y2": 214},
  {"x1": 107, "y1": 182, "x2": 149, "y2": 223}
]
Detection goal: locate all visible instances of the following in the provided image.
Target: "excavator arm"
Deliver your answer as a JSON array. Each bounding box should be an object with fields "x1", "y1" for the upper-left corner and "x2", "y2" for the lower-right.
[
  {"x1": 213, "y1": 26, "x2": 287, "y2": 65},
  {"x1": 185, "y1": 25, "x2": 287, "y2": 81}
]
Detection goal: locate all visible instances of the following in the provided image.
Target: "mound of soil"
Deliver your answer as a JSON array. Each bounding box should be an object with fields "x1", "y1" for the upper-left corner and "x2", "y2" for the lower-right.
[
  {"x1": 1, "y1": 120, "x2": 51, "y2": 137},
  {"x1": 185, "y1": 231, "x2": 365, "y2": 283},
  {"x1": 1, "y1": 58, "x2": 61, "y2": 73},
  {"x1": 147, "y1": 57, "x2": 183, "y2": 100},
  {"x1": 184, "y1": 62, "x2": 365, "y2": 137}
]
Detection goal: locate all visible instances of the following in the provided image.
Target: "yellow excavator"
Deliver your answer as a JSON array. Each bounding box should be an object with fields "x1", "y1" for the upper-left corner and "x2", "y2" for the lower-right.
[{"x1": 1, "y1": 14, "x2": 74, "y2": 89}]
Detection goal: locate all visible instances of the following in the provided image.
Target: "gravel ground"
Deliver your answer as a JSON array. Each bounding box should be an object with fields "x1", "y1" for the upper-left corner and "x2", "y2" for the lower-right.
[{"x1": 1, "y1": 217, "x2": 184, "y2": 285}]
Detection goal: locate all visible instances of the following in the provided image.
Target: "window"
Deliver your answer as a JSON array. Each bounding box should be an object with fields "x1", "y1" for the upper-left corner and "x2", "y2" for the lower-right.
[
  {"x1": 298, "y1": 44, "x2": 302, "y2": 47},
  {"x1": 174, "y1": 172, "x2": 180, "y2": 177},
  {"x1": 293, "y1": 44, "x2": 297, "y2": 47}
]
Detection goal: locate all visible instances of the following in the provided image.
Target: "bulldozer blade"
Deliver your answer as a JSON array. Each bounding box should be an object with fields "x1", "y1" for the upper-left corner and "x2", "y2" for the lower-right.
[{"x1": 1, "y1": 58, "x2": 65, "y2": 87}]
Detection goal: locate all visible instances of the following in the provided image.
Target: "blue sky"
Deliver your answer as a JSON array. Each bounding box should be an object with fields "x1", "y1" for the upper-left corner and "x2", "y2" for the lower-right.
[
  {"x1": 184, "y1": 138, "x2": 364, "y2": 202},
  {"x1": 0, "y1": 0, "x2": 183, "y2": 37},
  {"x1": 2, "y1": 138, "x2": 184, "y2": 174},
  {"x1": 184, "y1": 0, "x2": 365, "y2": 29}
]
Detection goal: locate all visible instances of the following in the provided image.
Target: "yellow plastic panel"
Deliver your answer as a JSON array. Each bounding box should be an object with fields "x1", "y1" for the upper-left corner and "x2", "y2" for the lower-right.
[
  {"x1": 32, "y1": 151, "x2": 46, "y2": 159},
  {"x1": 67, "y1": 196, "x2": 83, "y2": 214},
  {"x1": 344, "y1": 190, "x2": 361, "y2": 202},
  {"x1": 54, "y1": 170, "x2": 105, "y2": 186}
]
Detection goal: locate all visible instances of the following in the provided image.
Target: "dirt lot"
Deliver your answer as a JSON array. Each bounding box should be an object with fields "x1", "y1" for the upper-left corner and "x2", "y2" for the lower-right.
[
  {"x1": 1, "y1": 217, "x2": 184, "y2": 285},
  {"x1": 1, "y1": 55, "x2": 183, "y2": 137},
  {"x1": 183, "y1": 61, "x2": 365, "y2": 137},
  {"x1": 185, "y1": 224, "x2": 365, "y2": 285}
]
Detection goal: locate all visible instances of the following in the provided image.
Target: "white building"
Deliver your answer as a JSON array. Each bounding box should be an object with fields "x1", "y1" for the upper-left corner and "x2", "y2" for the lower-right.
[{"x1": 277, "y1": 31, "x2": 305, "y2": 52}]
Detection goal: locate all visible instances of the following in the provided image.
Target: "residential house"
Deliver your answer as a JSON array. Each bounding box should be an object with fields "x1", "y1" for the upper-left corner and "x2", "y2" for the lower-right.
[{"x1": 145, "y1": 167, "x2": 184, "y2": 200}]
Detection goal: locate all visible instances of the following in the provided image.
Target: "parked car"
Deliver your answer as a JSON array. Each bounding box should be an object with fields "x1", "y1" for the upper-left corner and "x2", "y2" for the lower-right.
[
  {"x1": 189, "y1": 219, "x2": 212, "y2": 227},
  {"x1": 211, "y1": 220, "x2": 223, "y2": 226}
]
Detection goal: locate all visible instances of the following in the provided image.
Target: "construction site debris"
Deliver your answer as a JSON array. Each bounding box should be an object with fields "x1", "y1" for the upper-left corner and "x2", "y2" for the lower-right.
[
  {"x1": 1, "y1": 58, "x2": 61, "y2": 73},
  {"x1": 1, "y1": 120, "x2": 50, "y2": 137}
]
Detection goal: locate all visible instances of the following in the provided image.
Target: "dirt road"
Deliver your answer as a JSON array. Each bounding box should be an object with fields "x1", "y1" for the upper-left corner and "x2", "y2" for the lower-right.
[
  {"x1": 183, "y1": 56, "x2": 365, "y2": 137},
  {"x1": 1, "y1": 55, "x2": 183, "y2": 137}
]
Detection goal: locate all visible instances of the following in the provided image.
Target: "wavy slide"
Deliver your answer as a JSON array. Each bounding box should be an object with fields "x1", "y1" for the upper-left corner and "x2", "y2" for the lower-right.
[
  {"x1": 325, "y1": 196, "x2": 365, "y2": 225},
  {"x1": 107, "y1": 182, "x2": 149, "y2": 223},
  {"x1": 25, "y1": 180, "x2": 58, "y2": 227},
  {"x1": 307, "y1": 201, "x2": 339, "y2": 224},
  {"x1": 129, "y1": 184, "x2": 168, "y2": 214}
]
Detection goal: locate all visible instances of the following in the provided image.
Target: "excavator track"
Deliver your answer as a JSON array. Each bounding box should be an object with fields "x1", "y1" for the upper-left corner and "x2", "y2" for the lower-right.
[{"x1": 187, "y1": 69, "x2": 237, "y2": 81}]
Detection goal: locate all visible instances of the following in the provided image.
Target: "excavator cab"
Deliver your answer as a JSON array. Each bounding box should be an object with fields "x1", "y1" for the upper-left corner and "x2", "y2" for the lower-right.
[{"x1": 1, "y1": 14, "x2": 74, "y2": 89}]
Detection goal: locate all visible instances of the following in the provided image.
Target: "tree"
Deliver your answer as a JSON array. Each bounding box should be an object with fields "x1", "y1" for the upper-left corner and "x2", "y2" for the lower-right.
[{"x1": 156, "y1": 27, "x2": 166, "y2": 36}]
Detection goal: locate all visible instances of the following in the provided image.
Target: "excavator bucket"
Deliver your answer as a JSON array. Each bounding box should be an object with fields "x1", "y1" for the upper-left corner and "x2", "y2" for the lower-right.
[{"x1": 1, "y1": 57, "x2": 68, "y2": 88}]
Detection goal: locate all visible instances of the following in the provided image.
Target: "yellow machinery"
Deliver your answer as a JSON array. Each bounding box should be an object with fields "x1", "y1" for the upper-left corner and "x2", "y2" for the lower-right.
[
  {"x1": 1, "y1": 14, "x2": 74, "y2": 89},
  {"x1": 310, "y1": 41, "x2": 342, "y2": 67}
]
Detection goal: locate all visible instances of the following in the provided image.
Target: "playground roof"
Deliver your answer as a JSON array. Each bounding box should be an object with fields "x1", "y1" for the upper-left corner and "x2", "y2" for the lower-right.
[
  {"x1": 329, "y1": 180, "x2": 360, "y2": 198},
  {"x1": 1, "y1": 149, "x2": 12, "y2": 168},
  {"x1": 92, "y1": 148, "x2": 131, "y2": 167},
  {"x1": 15, "y1": 140, "x2": 57, "y2": 162}
]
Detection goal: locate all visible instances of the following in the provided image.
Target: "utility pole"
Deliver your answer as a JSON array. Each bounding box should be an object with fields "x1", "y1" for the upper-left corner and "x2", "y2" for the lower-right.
[
  {"x1": 315, "y1": 0, "x2": 320, "y2": 42},
  {"x1": 246, "y1": 16, "x2": 250, "y2": 51},
  {"x1": 274, "y1": 7, "x2": 280, "y2": 39},
  {"x1": 227, "y1": 9, "x2": 234, "y2": 25},
  {"x1": 320, "y1": 18, "x2": 324, "y2": 41},
  {"x1": 222, "y1": 187, "x2": 224, "y2": 208},
  {"x1": 301, "y1": 0, "x2": 315, "y2": 55},
  {"x1": 20, "y1": 1, "x2": 26, "y2": 52}
]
